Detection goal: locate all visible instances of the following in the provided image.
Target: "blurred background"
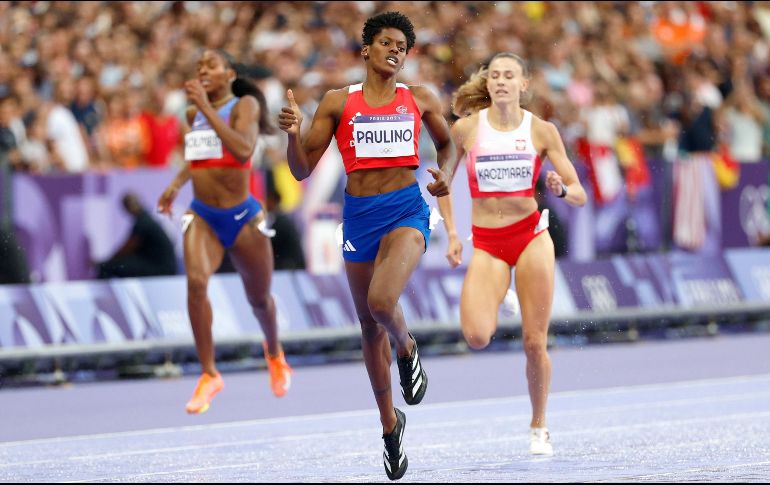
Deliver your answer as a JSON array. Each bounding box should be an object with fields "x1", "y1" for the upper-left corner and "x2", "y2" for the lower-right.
[{"x1": 1, "y1": 1, "x2": 770, "y2": 383}]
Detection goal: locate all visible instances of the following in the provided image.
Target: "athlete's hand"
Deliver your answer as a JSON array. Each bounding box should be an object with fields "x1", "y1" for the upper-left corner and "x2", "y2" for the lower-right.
[
  {"x1": 426, "y1": 168, "x2": 450, "y2": 197},
  {"x1": 278, "y1": 89, "x2": 303, "y2": 136},
  {"x1": 446, "y1": 233, "x2": 463, "y2": 268},
  {"x1": 545, "y1": 170, "x2": 566, "y2": 197},
  {"x1": 157, "y1": 185, "x2": 178, "y2": 218},
  {"x1": 184, "y1": 79, "x2": 210, "y2": 110}
]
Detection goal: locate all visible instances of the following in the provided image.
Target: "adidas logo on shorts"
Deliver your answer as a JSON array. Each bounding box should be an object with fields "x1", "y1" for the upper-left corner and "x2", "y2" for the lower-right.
[{"x1": 343, "y1": 240, "x2": 357, "y2": 252}]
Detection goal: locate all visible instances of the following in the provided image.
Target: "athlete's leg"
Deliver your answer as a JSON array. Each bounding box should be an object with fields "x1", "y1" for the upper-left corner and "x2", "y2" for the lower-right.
[
  {"x1": 184, "y1": 212, "x2": 226, "y2": 377},
  {"x1": 368, "y1": 227, "x2": 426, "y2": 356},
  {"x1": 514, "y1": 231, "x2": 555, "y2": 428},
  {"x1": 345, "y1": 261, "x2": 395, "y2": 432},
  {"x1": 229, "y1": 215, "x2": 292, "y2": 397},
  {"x1": 228, "y1": 215, "x2": 281, "y2": 356},
  {"x1": 344, "y1": 226, "x2": 425, "y2": 433},
  {"x1": 459, "y1": 249, "x2": 511, "y2": 349}
]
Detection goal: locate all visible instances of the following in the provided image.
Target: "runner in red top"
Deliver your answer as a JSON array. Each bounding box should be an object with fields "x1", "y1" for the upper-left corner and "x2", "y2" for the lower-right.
[
  {"x1": 279, "y1": 12, "x2": 456, "y2": 481},
  {"x1": 438, "y1": 53, "x2": 587, "y2": 457}
]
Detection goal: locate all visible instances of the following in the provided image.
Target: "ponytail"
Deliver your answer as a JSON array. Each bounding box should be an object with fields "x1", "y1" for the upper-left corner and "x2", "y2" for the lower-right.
[
  {"x1": 452, "y1": 66, "x2": 491, "y2": 117},
  {"x1": 232, "y1": 77, "x2": 275, "y2": 135},
  {"x1": 213, "y1": 49, "x2": 276, "y2": 135}
]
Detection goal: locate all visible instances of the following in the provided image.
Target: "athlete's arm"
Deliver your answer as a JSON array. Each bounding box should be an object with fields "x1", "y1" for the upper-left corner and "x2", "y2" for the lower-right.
[
  {"x1": 157, "y1": 162, "x2": 191, "y2": 217},
  {"x1": 534, "y1": 118, "x2": 587, "y2": 207},
  {"x1": 411, "y1": 85, "x2": 456, "y2": 197},
  {"x1": 185, "y1": 79, "x2": 258, "y2": 162},
  {"x1": 437, "y1": 117, "x2": 472, "y2": 268},
  {"x1": 157, "y1": 107, "x2": 197, "y2": 216},
  {"x1": 278, "y1": 88, "x2": 343, "y2": 181}
]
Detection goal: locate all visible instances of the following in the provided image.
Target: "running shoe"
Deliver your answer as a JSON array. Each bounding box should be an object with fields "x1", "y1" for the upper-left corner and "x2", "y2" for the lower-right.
[
  {"x1": 529, "y1": 427, "x2": 554, "y2": 456},
  {"x1": 383, "y1": 408, "x2": 408, "y2": 480},
  {"x1": 185, "y1": 372, "x2": 224, "y2": 414},
  {"x1": 397, "y1": 333, "x2": 428, "y2": 405},
  {"x1": 501, "y1": 288, "x2": 520, "y2": 316},
  {"x1": 264, "y1": 342, "x2": 293, "y2": 398}
]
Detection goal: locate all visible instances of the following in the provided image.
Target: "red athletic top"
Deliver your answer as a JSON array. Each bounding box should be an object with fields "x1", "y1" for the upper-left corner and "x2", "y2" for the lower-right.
[
  {"x1": 466, "y1": 108, "x2": 542, "y2": 198},
  {"x1": 335, "y1": 83, "x2": 421, "y2": 174},
  {"x1": 185, "y1": 97, "x2": 251, "y2": 170}
]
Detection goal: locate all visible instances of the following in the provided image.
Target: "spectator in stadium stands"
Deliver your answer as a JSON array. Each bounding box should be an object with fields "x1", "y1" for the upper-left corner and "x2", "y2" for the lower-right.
[
  {"x1": 45, "y1": 81, "x2": 90, "y2": 172},
  {"x1": 140, "y1": 84, "x2": 182, "y2": 168},
  {"x1": 670, "y1": 64, "x2": 721, "y2": 254},
  {"x1": 723, "y1": 81, "x2": 766, "y2": 163}
]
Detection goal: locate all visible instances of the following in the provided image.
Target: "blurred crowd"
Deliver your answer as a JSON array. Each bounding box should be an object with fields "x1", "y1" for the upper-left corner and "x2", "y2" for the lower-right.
[
  {"x1": 0, "y1": 1, "x2": 769, "y2": 174},
  {"x1": 2, "y1": 1, "x2": 770, "y2": 282}
]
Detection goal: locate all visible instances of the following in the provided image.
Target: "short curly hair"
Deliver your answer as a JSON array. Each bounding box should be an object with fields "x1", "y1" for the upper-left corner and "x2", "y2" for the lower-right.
[{"x1": 361, "y1": 11, "x2": 416, "y2": 52}]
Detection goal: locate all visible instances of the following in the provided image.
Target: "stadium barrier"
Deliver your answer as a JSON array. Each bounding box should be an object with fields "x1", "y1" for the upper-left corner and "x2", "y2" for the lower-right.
[{"x1": 1, "y1": 247, "x2": 770, "y2": 382}]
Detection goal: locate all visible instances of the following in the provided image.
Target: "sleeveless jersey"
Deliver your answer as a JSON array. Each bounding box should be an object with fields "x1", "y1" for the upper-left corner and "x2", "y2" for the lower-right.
[
  {"x1": 185, "y1": 97, "x2": 251, "y2": 170},
  {"x1": 335, "y1": 83, "x2": 421, "y2": 174},
  {"x1": 466, "y1": 108, "x2": 542, "y2": 198}
]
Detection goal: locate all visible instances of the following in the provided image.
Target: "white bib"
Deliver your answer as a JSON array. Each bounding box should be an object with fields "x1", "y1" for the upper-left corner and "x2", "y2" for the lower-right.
[
  {"x1": 185, "y1": 129, "x2": 223, "y2": 161},
  {"x1": 352, "y1": 114, "x2": 415, "y2": 158},
  {"x1": 475, "y1": 154, "x2": 534, "y2": 192}
]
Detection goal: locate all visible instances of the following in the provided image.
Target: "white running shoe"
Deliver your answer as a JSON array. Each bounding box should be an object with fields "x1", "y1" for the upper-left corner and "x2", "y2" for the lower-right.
[
  {"x1": 501, "y1": 289, "x2": 520, "y2": 316},
  {"x1": 529, "y1": 427, "x2": 554, "y2": 456}
]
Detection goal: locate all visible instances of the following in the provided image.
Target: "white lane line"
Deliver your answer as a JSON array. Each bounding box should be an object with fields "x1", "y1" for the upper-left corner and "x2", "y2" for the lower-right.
[
  {"x1": 62, "y1": 411, "x2": 770, "y2": 483},
  {"x1": 600, "y1": 460, "x2": 770, "y2": 482},
  {"x1": 3, "y1": 373, "x2": 769, "y2": 449},
  {"x1": 4, "y1": 388, "x2": 770, "y2": 468}
]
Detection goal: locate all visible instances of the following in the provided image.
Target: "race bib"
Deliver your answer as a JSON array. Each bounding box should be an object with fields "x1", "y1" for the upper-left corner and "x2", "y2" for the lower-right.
[
  {"x1": 352, "y1": 114, "x2": 415, "y2": 158},
  {"x1": 185, "y1": 129, "x2": 223, "y2": 160},
  {"x1": 475, "y1": 154, "x2": 534, "y2": 192}
]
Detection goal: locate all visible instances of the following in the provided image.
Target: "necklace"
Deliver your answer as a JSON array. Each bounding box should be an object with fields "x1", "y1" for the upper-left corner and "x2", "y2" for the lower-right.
[{"x1": 211, "y1": 94, "x2": 234, "y2": 108}]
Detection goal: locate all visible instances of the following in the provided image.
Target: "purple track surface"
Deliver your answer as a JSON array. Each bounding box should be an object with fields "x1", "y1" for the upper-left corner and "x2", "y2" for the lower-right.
[{"x1": 1, "y1": 333, "x2": 770, "y2": 482}]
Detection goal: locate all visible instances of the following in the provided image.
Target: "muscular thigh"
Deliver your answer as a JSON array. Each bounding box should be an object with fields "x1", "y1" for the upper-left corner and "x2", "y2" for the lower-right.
[
  {"x1": 228, "y1": 214, "x2": 273, "y2": 292},
  {"x1": 346, "y1": 261, "x2": 375, "y2": 321},
  {"x1": 184, "y1": 211, "x2": 225, "y2": 279},
  {"x1": 461, "y1": 249, "x2": 512, "y2": 336},
  {"x1": 368, "y1": 226, "x2": 425, "y2": 303},
  {"x1": 514, "y1": 231, "x2": 555, "y2": 338}
]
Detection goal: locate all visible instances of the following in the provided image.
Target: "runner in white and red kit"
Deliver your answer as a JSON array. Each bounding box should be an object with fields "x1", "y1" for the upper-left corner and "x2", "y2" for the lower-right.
[{"x1": 438, "y1": 52, "x2": 587, "y2": 457}]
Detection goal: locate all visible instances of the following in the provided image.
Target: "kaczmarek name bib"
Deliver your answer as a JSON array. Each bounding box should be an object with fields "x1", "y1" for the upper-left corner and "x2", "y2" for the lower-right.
[
  {"x1": 476, "y1": 154, "x2": 534, "y2": 192},
  {"x1": 352, "y1": 114, "x2": 415, "y2": 158},
  {"x1": 185, "y1": 129, "x2": 223, "y2": 160}
]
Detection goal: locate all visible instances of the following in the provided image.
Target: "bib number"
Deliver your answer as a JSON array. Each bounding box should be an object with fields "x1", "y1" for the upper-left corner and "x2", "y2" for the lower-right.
[
  {"x1": 352, "y1": 114, "x2": 415, "y2": 158},
  {"x1": 475, "y1": 154, "x2": 534, "y2": 192},
  {"x1": 185, "y1": 129, "x2": 223, "y2": 160}
]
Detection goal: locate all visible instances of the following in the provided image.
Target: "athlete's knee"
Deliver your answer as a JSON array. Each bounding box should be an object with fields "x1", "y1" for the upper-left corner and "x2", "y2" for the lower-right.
[
  {"x1": 463, "y1": 328, "x2": 492, "y2": 350},
  {"x1": 247, "y1": 292, "x2": 273, "y2": 312},
  {"x1": 359, "y1": 319, "x2": 384, "y2": 341},
  {"x1": 357, "y1": 311, "x2": 377, "y2": 327},
  {"x1": 186, "y1": 271, "x2": 210, "y2": 298},
  {"x1": 367, "y1": 293, "x2": 397, "y2": 322},
  {"x1": 523, "y1": 333, "x2": 548, "y2": 359}
]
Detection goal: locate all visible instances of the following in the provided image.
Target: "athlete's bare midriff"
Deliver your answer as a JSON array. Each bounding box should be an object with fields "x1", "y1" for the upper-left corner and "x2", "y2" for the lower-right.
[
  {"x1": 472, "y1": 196, "x2": 538, "y2": 229},
  {"x1": 191, "y1": 168, "x2": 250, "y2": 208},
  {"x1": 346, "y1": 166, "x2": 417, "y2": 197}
]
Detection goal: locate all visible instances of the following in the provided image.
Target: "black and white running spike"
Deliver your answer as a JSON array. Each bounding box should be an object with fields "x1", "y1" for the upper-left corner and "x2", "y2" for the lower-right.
[
  {"x1": 397, "y1": 333, "x2": 428, "y2": 405},
  {"x1": 383, "y1": 408, "x2": 408, "y2": 480}
]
